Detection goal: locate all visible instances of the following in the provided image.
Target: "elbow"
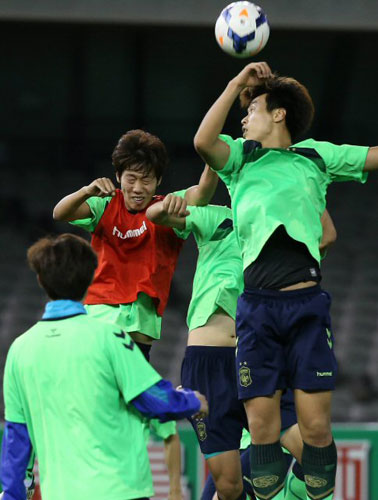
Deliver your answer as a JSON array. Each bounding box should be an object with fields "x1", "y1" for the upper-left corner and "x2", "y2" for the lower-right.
[
  {"x1": 52, "y1": 205, "x2": 64, "y2": 221},
  {"x1": 193, "y1": 134, "x2": 209, "y2": 156},
  {"x1": 52, "y1": 206, "x2": 60, "y2": 221}
]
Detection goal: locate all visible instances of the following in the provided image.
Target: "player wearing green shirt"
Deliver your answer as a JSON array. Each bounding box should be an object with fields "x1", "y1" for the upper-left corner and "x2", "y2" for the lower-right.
[
  {"x1": 0, "y1": 234, "x2": 207, "y2": 500},
  {"x1": 193, "y1": 61, "x2": 378, "y2": 500},
  {"x1": 147, "y1": 196, "x2": 248, "y2": 500},
  {"x1": 53, "y1": 131, "x2": 218, "y2": 500},
  {"x1": 147, "y1": 192, "x2": 336, "y2": 500}
]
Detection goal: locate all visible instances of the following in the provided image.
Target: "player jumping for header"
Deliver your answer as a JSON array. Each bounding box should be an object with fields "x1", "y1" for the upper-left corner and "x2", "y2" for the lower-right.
[{"x1": 193, "y1": 61, "x2": 378, "y2": 500}]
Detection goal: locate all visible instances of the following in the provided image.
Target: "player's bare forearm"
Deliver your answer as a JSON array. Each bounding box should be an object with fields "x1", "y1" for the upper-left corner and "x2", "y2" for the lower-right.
[
  {"x1": 319, "y1": 209, "x2": 337, "y2": 256},
  {"x1": 164, "y1": 432, "x2": 183, "y2": 500},
  {"x1": 194, "y1": 80, "x2": 242, "y2": 171},
  {"x1": 184, "y1": 165, "x2": 219, "y2": 206},
  {"x1": 53, "y1": 187, "x2": 92, "y2": 221},
  {"x1": 363, "y1": 146, "x2": 378, "y2": 171}
]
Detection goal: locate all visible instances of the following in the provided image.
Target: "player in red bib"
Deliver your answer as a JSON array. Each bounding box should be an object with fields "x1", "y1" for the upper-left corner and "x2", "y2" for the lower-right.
[{"x1": 53, "y1": 129, "x2": 217, "y2": 500}]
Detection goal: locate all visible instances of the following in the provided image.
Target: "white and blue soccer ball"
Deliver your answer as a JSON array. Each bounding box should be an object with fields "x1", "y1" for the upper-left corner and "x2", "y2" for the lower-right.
[{"x1": 215, "y1": 1, "x2": 270, "y2": 58}]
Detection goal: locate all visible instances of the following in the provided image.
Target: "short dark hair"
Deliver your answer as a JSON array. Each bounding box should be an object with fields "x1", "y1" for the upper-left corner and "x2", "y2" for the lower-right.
[
  {"x1": 27, "y1": 234, "x2": 98, "y2": 301},
  {"x1": 239, "y1": 76, "x2": 315, "y2": 142},
  {"x1": 112, "y1": 129, "x2": 169, "y2": 180}
]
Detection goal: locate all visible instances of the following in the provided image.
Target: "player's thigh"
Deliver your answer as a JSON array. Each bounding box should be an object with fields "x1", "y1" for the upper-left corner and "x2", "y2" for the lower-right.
[
  {"x1": 243, "y1": 391, "x2": 282, "y2": 443},
  {"x1": 236, "y1": 292, "x2": 286, "y2": 400},
  {"x1": 287, "y1": 289, "x2": 337, "y2": 392},
  {"x1": 294, "y1": 389, "x2": 333, "y2": 445}
]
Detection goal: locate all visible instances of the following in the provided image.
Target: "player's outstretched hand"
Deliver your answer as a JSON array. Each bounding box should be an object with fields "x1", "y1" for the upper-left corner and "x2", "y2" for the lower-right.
[
  {"x1": 233, "y1": 61, "x2": 273, "y2": 89},
  {"x1": 192, "y1": 391, "x2": 209, "y2": 419},
  {"x1": 163, "y1": 194, "x2": 190, "y2": 218},
  {"x1": 84, "y1": 178, "x2": 116, "y2": 198}
]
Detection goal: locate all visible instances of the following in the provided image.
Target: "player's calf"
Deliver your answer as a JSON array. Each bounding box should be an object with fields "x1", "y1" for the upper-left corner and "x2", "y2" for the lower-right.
[{"x1": 207, "y1": 450, "x2": 244, "y2": 500}]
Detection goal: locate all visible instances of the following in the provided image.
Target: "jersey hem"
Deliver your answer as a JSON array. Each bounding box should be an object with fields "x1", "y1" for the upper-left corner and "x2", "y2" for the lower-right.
[
  {"x1": 188, "y1": 294, "x2": 236, "y2": 331},
  {"x1": 4, "y1": 415, "x2": 27, "y2": 424}
]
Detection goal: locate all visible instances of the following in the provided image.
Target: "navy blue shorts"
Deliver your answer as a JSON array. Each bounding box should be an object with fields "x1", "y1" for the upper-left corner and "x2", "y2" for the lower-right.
[
  {"x1": 181, "y1": 346, "x2": 248, "y2": 455},
  {"x1": 236, "y1": 285, "x2": 337, "y2": 400}
]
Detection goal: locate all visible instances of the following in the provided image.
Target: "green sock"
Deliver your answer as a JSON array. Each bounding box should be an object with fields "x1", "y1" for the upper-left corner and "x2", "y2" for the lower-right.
[
  {"x1": 284, "y1": 469, "x2": 307, "y2": 500},
  {"x1": 302, "y1": 441, "x2": 337, "y2": 500},
  {"x1": 250, "y1": 442, "x2": 287, "y2": 500}
]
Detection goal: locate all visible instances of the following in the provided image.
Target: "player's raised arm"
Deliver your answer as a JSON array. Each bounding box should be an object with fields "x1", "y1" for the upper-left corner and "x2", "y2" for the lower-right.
[
  {"x1": 146, "y1": 194, "x2": 190, "y2": 229},
  {"x1": 363, "y1": 146, "x2": 378, "y2": 171},
  {"x1": 319, "y1": 209, "x2": 337, "y2": 256},
  {"x1": 184, "y1": 165, "x2": 219, "y2": 206},
  {"x1": 194, "y1": 62, "x2": 273, "y2": 171},
  {"x1": 53, "y1": 178, "x2": 116, "y2": 221}
]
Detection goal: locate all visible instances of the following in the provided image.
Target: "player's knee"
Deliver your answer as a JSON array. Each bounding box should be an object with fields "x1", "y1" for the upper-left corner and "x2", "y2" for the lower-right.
[
  {"x1": 215, "y1": 476, "x2": 243, "y2": 500},
  {"x1": 248, "y1": 415, "x2": 280, "y2": 443},
  {"x1": 300, "y1": 417, "x2": 332, "y2": 446}
]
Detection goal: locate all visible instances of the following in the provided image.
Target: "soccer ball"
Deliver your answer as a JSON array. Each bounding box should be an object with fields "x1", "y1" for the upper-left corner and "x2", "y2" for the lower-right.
[{"x1": 215, "y1": 1, "x2": 270, "y2": 58}]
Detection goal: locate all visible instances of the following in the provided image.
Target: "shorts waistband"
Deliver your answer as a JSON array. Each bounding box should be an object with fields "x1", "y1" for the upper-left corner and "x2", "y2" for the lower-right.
[
  {"x1": 184, "y1": 345, "x2": 235, "y2": 360},
  {"x1": 243, "y1": 284, "x2": 322, "y2": 299}
]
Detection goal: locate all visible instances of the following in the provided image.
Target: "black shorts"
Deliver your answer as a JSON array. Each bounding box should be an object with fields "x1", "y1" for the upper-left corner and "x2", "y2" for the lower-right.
[
  {"x1": 236, "y1": 285, "x2": 338, "y2": 400},
  {"x1": 181, "y1": 346, "x2": 248, "y2": 455}
]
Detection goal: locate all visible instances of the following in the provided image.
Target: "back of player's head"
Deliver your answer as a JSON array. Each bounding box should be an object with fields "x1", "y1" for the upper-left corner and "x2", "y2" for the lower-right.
[
  {"x1": 112, "y1": 129, "x2": 169, "y2": 181},
  {"x1": 27, "y1": 234, "x2": 98, "y2": 301},
  {"x1": 240, "y1": 76, "x2": 315, "y2": 143}
]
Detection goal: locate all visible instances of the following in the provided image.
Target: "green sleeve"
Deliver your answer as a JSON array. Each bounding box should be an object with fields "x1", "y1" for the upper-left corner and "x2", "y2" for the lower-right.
[
  {"x1": 105, "y1": 329, "x2": 162, "y2": 403},
  {"x1": 174, "y1": 205, "x2": 231, "y2": 246},
  {"x1": 215, "y1": 135, "x2": 246, "y2": 187},
  {"x1": 69, "y1": 196, "x2": 112, "y2": 232},
  {"x1": 3, "y1": 344, "x2": 26, "y2": 424},
  {"x1": 310, "y1": 140, "x2": 369, "y2": 183}
]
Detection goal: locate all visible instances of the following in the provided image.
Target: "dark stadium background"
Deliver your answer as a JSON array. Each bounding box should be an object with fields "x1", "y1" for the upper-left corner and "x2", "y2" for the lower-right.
[{"x1": 1, "y1": 2, "x2": 378, "y2": 424}]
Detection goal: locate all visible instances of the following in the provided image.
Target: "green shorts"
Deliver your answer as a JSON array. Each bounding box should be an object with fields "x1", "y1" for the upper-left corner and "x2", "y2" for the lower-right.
[
  {"x1": 85, "y1": 293, "x2": 162, "y2": 340},
  {"x1": 149, "y1": 419, "x2": 177, "y2": 440}
]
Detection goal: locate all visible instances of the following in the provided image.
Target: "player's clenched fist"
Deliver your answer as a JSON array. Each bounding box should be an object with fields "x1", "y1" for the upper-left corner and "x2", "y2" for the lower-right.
[
  {"x1": 162, "y1": 194, "x2": 190, "y2": 218},
  {"x1": 84, "y1": 178, "x2": 116, "y2": 198}
]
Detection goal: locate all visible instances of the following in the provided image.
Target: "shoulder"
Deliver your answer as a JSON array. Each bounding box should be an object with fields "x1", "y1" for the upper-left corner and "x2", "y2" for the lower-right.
[
  {"x1": 6, "y1": 325, "x2": 37, "y2": 360},
  {"x1": 188, "y1": 204, "x2": 233, "y2": 242},
  {"x1": 292, "y1": 138, "x2": 334, "y2": 155}
]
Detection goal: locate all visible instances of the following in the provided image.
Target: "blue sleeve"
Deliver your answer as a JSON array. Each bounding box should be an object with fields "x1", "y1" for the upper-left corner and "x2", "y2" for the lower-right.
[
  {"x1": 131, "y1": 379, "x2": 201, "y2": 422},
  {"x1": 1, "y1": 421, "x2": 32, "y2": 500}
]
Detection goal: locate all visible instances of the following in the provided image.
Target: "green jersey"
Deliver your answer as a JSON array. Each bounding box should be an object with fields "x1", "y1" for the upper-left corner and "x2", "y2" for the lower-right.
[
  {"x1": 173, "y1": 202, "x2": 243, "y2": 331},
  {"x1": 217, "y1": 135, "x2": 369, "y2": 269},
  {"x1": 3, "y1": 314, "x2": 161, "y2": 500}
]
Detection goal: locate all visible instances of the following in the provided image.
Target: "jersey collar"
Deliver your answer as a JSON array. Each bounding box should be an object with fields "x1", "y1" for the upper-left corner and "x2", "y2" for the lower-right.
[{"x1": 42, "y1": 300, "x2": 87, "y2": 320}]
